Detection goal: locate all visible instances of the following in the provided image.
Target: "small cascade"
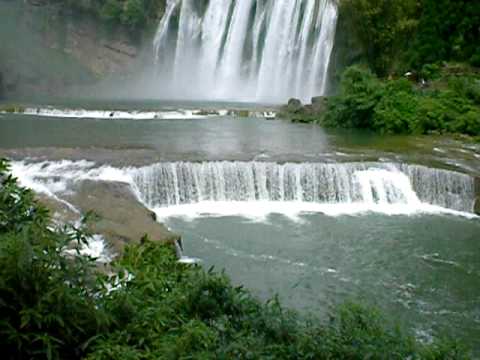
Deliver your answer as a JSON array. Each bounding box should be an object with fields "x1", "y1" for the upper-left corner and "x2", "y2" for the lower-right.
[
  {"x1": 131, "y1": 162, "x2": 476, "y2": 213},
  {"x1": 10, "y1": 160, "x2": 476, "y2": 217},
  {"x1": 153, "y1": 0, "x2": 338, "y2": 103}
]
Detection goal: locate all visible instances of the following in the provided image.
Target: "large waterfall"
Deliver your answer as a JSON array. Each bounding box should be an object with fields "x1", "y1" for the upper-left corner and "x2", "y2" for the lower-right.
[{"x1": 153, "y1": 0, "x2": 338, "y2": 103}]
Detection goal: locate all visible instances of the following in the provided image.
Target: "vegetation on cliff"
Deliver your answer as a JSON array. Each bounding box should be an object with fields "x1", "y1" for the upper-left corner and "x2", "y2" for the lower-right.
[
  {"x1": 321, "y1": 64, "x2": 480, "y2": 136},
  {"x1": 56, "y1": 0, "x2": 166, "y2": 29},
  {"x1": 340, "y1": 0, "x2": 480, "y2": 76},
  {"x1": 0, "y1": 158, "x2": 471, "y2": 359}
]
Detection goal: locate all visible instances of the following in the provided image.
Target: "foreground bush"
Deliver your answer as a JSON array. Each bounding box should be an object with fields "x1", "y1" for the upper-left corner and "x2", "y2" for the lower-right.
[{"x1": 0, "y1": 159, "x2": 471, "y2": 359}]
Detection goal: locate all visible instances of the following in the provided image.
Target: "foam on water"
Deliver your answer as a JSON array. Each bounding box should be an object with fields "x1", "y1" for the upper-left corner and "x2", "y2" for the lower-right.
[
  {"x1": 64, "y1": 234, "x2": 113, "y2": 263},
  {"x1": 10, "y1": 160, "x2": 477, "y2": 222},
  {"x1": 7, "y1": 107, "x2": 230, "y2": 120},
  {"x1": 151, "y1": 200, "x2": 476, "y2": 222},
  {"x1": 11, "y1": 160, "x2": 132, "y2": 197},
  {"x1": 3, "y1": 107, "x2": 278, "y2": 120}
]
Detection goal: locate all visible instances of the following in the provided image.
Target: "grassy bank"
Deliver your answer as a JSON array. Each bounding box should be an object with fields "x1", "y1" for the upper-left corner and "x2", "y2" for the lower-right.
[{"x1": 0, "y1": 158, "x2": 471, "y2": 359}]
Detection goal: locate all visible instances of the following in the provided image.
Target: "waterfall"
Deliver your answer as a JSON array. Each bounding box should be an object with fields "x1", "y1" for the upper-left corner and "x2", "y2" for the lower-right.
[
  {"x1": 131, "y1": 162, "x2": 476, "y2": 213},
  {"x1": 10, "y1": 160, "x2": 476, "y2": 218},
  {"x1": 153, "y1": 0, "x2": 339, "y2": 103}
]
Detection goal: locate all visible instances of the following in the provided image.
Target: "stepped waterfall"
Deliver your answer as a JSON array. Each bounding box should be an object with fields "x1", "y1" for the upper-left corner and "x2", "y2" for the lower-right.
[
  {"x1": 10, "y1": 161, "x2": 477, "y2": 217},
  {"x1": 131, "y1": 162, "x2": 476, "y2": 213},
  {"x1": 153, "y1": 0, "x2": 338, "y2": 102}
]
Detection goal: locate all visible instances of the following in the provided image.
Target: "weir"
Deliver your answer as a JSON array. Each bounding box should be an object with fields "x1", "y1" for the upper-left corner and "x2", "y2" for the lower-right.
[
  {"x1": 131, "y1": 162, "x2": 476, "y2": 213},
  {"x1": 10, "y1": 160, "x2": 476, "y2": 216},
  {"x1": 153, "y1": 0, "x2": 338, "y2": 102}
]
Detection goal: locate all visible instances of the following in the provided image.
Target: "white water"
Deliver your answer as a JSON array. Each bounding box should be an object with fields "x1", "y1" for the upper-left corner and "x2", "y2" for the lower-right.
[
  {"x1": 63, "y1": 234, "x2": 113, "y2": 263},
  {"x1": 4, "y1": 107, "x2": 230, "y2": 120},
  {"x1": 10, "y1": 161, "x2": 477, "y2": 221},
  {"x1": 153, "y1": 0, "x2": 338, "y2": 103},
  {"x1": 2, "y1": 107, "x2": 279, "y2": 120}
]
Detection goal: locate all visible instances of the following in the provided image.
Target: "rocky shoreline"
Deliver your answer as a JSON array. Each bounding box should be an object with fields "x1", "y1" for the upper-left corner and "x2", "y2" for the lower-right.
[{"x1": 277, "y1": 97, "x2": 328, "y2": 123}]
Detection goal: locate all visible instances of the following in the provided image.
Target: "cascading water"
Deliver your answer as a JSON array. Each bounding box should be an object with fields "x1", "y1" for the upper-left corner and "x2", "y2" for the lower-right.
[
  {"x1": 153, "y1": 0, "x2": 338, "y2": 103},
  {"x1": 131, "y1": 162, "x2": 476, "y2": 214},
  {"x1": 10, "y1": 161, "x2": 477, "y2": 219}
]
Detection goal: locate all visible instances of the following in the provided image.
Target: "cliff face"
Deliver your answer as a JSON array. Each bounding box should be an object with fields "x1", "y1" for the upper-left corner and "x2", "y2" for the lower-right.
[{"x1": 0, "y1": 0, "x2": 150, "y2": 101}]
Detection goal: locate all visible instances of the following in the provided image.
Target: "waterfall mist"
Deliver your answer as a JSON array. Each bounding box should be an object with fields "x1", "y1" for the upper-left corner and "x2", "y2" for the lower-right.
[{"x1": 153, "y1": 0, "x2": 339, "y2": 103}]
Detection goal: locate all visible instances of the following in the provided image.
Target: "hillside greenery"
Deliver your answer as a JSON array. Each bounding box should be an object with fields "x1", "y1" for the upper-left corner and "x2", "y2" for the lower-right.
[
  {"x1": 339, "y1": 0, "x2": 480, "y2": 76},
  {"x1": 56, "y1": 0, "x2": 166, "y2": 29},
  {"x1": 0, "y1": 158, "x2": 472, "y2": 359},
  {"x1": 321, "y1": 64, "x2": 480, "y2": 136}
]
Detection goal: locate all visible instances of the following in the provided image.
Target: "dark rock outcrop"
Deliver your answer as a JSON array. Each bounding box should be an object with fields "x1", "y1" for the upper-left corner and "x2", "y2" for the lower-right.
[
  {"x1": 278, "y1": 97, "x2": 327, "y2": 123},
  {"x1": 0, "y1": 0, "x2": 143, "y2": 100},
  {"x1": 286, "y1": 98, "x2": 303, "y2": 113},
  {"x1": 474, "y1": 197, "x2": 480, "y2": 215}
]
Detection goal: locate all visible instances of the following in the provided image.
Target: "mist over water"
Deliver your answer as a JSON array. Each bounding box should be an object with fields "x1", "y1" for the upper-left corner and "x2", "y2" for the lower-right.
[{"x1": 153, "y1": 0, "x2": 338, "y2": 103}]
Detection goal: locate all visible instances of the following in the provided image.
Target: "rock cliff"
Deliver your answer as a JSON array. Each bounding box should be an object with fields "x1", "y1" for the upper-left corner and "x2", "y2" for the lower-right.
[{"x1": 0, "y1": 0, "x2": 151, "y2": 100}]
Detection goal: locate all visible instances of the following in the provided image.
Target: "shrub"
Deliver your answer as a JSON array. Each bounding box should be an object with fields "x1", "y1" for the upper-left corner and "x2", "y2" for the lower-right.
[
  {"x1": 0, "y1": 159, "x2": 111, "y2": 359},
  {"x1": 322, "y1": 65, "x2": 480, "y2": 137},
  {"x1": 323, "y1": 65, "x2": 384, "y2": 129},
  {"x1": 372, "y1": 79, "x2": 418, "y2": 134}
]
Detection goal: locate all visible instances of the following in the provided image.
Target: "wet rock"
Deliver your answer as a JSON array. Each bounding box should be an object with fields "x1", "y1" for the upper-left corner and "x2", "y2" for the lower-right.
[
  {"x1": 37, "y1": 180, "x2": 180, "y2": 254},
  {"x1": 303, "y1": 104, "x2": 314, "y2": 115},
  {"x1": 66, "y1": 180, "x2": 180, "y2": 253},
  {"x1": 311, "y1": 96, "x2": 328, "y2": 113},
  {"x1": 475, "y1": 177, "x2": 480, "y2": 197},
  {"x1": 286, "y1": 98, "x2": 303, "y2": 113},
  {"x1": 474, "y1": 197, "x2": 480, "y2": 215}
]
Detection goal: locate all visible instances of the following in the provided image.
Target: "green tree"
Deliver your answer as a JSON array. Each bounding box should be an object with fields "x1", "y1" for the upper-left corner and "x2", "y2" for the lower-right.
[
  {"x1": 340, "y1": 0, "x2": 419, "y2": 76},
  {"x1": 410, "y1": 0, "x2": 480, "y2": 68}
]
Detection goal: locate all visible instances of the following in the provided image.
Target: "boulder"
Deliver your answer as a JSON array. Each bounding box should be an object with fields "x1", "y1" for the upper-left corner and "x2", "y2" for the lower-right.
[
  {"x1": 286, "y1": 98, "x2": 303, "y2": 113},
  {"x1": 311, "y1": 96, "x2": 328, "y2": 113}
]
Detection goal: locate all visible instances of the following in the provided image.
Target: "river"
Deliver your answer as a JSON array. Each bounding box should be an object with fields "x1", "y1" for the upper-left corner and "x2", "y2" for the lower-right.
[{"x1": 1, "y1": 102, "x2": 479, "y2": 353}]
